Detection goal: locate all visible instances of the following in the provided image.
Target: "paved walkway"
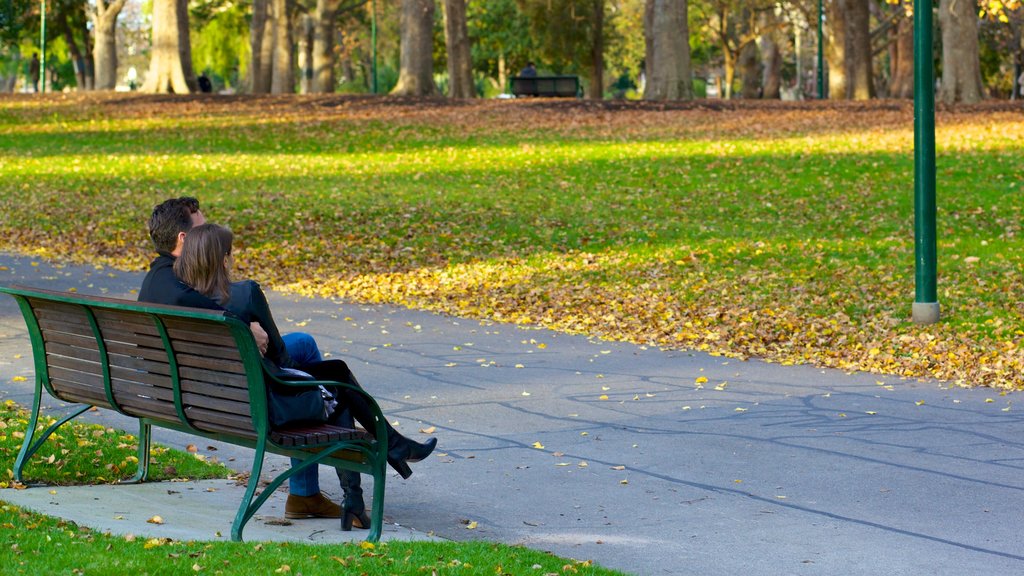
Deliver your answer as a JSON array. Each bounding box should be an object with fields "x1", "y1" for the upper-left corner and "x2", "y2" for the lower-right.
[{"x1": 1, "y1": 252, "x2": 1023, "y2": 575}]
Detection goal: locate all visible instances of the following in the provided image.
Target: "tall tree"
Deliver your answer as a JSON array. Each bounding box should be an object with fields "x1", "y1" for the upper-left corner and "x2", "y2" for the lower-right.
[
  {"x1": 888, "y1": 8, "x2": 914, "y2": 98},
  {"x1": 825, "y1": 0, "x2": 847, "y2": 99},
  {"x1": 92, "y1": 0, "x2": 127, "y2": 90},
  {"x1": 298, "y1": 13, "x2": 315, "y2": 93},
  {"x1": 760, "y1": 33, "x2": 781, "y2": 98},
  {"x1": 249, "y1": 0, "x2": 272, "y2": 92},
  {"x1": 56, "y1": 0, "x2": 93, "y2": 90},
  {"x1": 643, "y1": 0, "x2": 693, "y2": 99},
  {"x1": 311, "y1": 0, "x2": 341, "y2": 92},
  {"x1": 142, "y1": 0, "x2": 194, "y2": 92},
  {"x1": 444, "y1": 0, "x2": 475, "y2": 97},
  {"x1": 844, "y1": 0, "x2": 873, "y2": 98},
  {"x1": 939, "y1": 0, "x2": 985, "y2": 102},
  {"x1": 270, "y1": 0, "x2": 295, "y2": 93},
  {"x1": 392, "y1": 0, "x2": 438, "y2": 95}
]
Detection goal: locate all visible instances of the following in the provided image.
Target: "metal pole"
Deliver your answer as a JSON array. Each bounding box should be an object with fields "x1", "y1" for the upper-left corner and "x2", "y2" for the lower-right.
[
  {"x1": 39, "y1": 0, "x2": 46, "y2": 93},
  {"x1": 371, "y1": 0, "x2": 378, "y2": 94},
  {"x1": 817, "y1": 0, "x2": 824, "y2": 98},
  {"x1": 912, "y1": 0, "x2": 939, "y2": 324}
]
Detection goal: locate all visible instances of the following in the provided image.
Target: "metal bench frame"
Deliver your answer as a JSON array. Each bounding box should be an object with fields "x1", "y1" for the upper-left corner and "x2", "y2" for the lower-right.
[{"x1": 1, "y1": 284, "x2": 388, "y2": 542}]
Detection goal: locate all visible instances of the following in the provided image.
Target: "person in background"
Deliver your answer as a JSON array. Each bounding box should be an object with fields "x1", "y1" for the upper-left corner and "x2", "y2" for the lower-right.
[
  {"x1": 29, "y1": 53, "x2": 40, "y2": 93},
  {"x1": 519, "y1": 61, "x2": 537, "y2": 78}
]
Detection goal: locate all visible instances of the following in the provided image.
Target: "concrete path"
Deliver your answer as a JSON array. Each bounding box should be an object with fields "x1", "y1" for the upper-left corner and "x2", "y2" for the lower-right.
[{"x1": 1, "y1": 252, "x2": 1023, "y2": 575}]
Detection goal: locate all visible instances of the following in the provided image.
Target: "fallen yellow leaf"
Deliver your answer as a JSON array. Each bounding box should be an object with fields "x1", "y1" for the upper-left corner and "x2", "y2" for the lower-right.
[
  {"x1": 147, "y1": 515, "x2": 164, "y2": 525},
  {"x1": 532, "y1": 441, "x2": 544, "y2": 449}
]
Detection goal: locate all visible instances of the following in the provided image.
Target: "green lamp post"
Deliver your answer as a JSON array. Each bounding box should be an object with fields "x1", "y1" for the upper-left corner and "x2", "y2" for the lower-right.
[
  {"x1": 912, "y1": 0, "x2": 939, "y2": 324},
  {"x1": 39, "y1": 0, "x2": 46, "y2": 93},
  {"x1": 817, "y1": 0, "x2": 824, "y2": 99}
]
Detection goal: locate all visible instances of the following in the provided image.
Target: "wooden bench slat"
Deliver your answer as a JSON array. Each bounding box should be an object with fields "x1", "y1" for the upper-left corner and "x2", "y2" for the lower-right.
[
  {"x1": 178, "y1": 366, "x2": 249, "y2": 389},
  {"x1": 172, "y1": 340, "x2": 244, "y2": 362},
  {"x1": 184, "y1": 406, "x2": 256, "y2": 436},
  {"x1": 93, "y1": 308, "x2": 162, "y2": 337},
  {"x1": 180, "y1": 380, "x2": 251, "y2": 403},
  {"x1": 48, "y1": 377, "x2": 113, "y2": 407},
  {"x1": 174, "y1": 353, "x2": 246, "y2": 375}
]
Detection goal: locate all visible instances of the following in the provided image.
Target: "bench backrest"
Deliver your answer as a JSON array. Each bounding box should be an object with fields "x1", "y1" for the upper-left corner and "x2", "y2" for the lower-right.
[
  {"x1": 511, "y1": 75, "x2": 580, "y2": 97},
  {"x1": 1, "y1": 285, "x2": 269, "y2": 441}
]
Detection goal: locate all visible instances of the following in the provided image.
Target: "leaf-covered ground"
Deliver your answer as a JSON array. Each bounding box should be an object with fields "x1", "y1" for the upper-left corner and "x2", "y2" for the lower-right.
[{"x1": 2, "y1": 94, "x2": 1023, "y2": 388}]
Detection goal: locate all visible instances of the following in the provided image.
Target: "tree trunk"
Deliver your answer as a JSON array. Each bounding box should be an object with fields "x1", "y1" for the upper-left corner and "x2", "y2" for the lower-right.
[
  {"x1": 444, "y1": 0, "x2": 474, "y2": 98},
  {"x1": 298, "y1": 14, "x2": 314, "y2": 94},
  {"x1": 826, "y1": 0, "x2": 847, "y2": 99},
  {"x1": 392, "y1": 0, "x2": 437, "y2": 95},
  {"x1": 739, "y1": 41, "x2": 759, "y2": 98},
  {"x1": 589, "y1": 0, "x2": 604, "y2": 100},
  {"x1": 177, "y1": 0, "x2": 197, "y2": 91},
  {"x1": 312, "y1": 0, "x2": 342, "y2": 93},
  {"x1": 141, "y1": 0, "x2": 191, "y2": 93},
  {"x1": 498, "y1": 53, "x2": 507, "y2": 93},
  {"x1": 270, "y1": 0, "x2": 295, "y2": 94},
  {"x1": 722, "y1": 47, "x2": 736, "y2": 99},
  {"x1": 888, "y1": 14, "x2": 914, "y2": 98},
  {"x1": 844, "y1": 0, "x2": 873, "y2": 99},
  {"x1": 249, "y1": 0, "x2": 271, "y2": 93},
  {"x1": 642, "y1": 0, "x2": 692, "y2": 100},
  {"x1": 60, "y1": 17, "x2": 87, "y2": 90},
  {"x1": 93, "y1": 0, "x2": 126, "y2": 90},
  {"x1": 760, "y1": 34, "x2": 781, "y2": 99},
  {"x1": 938, "y1": 0, "x2": 984, "y2": 103},
  {"x1": 83, "y1": 23, "x2": 95, "y2": 90}
]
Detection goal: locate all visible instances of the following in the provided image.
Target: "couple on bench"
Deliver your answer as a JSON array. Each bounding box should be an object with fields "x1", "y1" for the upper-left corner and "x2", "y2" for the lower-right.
[{"x1": 139, "y1": 197, "x2": 436, "y2": 531}]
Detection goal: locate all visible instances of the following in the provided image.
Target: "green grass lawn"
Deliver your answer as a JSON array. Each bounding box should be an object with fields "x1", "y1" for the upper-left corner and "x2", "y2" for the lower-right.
[
  {"x1": 2, "y1": 94, "x2": 1023, "y2": 388},
  {"x1": 0, "y1": 400, "x2": 623, "y2": 575}
]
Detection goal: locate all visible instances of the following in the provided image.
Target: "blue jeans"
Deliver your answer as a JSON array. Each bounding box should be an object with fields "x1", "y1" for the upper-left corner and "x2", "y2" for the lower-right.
[
  {"x1": 281, "y1": 332, "x2": 323, "y2": 496},
  {"x1": 282, "y1": 332, "x2": 322, "y2": 366}
]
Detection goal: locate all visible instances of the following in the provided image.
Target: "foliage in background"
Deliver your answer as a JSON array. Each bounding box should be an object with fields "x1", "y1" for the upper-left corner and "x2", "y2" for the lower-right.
[
  {"x1": 1, "y1": 96, "x2": 1023, "y2": 390},
  {"x1": 190, "y1": 0, "x2": 252, "y2": 89}
]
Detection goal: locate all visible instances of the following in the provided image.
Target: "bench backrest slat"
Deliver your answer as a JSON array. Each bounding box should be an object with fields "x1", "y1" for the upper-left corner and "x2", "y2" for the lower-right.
[{"x1": 1, "y1": 285, "x2": 269, "y2": 442}]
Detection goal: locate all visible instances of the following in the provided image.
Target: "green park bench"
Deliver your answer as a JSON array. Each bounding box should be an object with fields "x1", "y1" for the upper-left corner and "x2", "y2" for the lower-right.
[
  {"x1": 0, "y1": 284, "x2": 388, "y2": 542},
  {"x1": 511, "y1": 75, "x2": 581, "y2": 98}
]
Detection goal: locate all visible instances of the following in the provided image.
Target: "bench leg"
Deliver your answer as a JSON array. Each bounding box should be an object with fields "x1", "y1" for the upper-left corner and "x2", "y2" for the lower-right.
[
  {"x1": 231, "y1": 438, "x2": 269, "y2": 541},
  {"x1": 14, "y1": 385, "x2": 92, "y2": 484},
  {"x1": 368, "y1": 458, "x2": 385, "y2": 543},
  {"x1": 120, "y1": 421, "x2": 152, "y2": 484}
]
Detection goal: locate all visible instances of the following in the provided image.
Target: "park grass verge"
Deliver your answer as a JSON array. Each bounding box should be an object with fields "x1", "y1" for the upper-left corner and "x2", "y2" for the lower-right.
[
  {"x1": 0, "y1": 503, "x2": 621, "y2": 576},
  {"x1": 2, "y1": 94, "x2": 1024, "y2": 388},
  {"x1": 0, "y1": 400, "x2": 621, "y2": 576},
  {"x1": 0, "y1": 399, "x2": 231, "y2": 487}
]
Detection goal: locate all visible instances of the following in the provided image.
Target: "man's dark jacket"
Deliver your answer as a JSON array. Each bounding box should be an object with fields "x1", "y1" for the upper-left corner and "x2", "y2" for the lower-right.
[{"x1": 138, "y1": 252, "x2": 223, "y2": 311}]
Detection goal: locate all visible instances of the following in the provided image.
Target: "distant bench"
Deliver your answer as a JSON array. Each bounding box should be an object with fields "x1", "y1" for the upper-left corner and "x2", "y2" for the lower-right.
[
  {"x1": 0, "y1": 284, "x2": 388, "y2": 542},
  {"x1": 511, "y1": 75, "x2": 581, "y2": 98}
]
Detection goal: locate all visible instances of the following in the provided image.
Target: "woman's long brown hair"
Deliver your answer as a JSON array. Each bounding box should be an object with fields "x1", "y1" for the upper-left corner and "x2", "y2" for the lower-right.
[{"x1": 174, "y1": 223, "x2": 233, "y2": 303}]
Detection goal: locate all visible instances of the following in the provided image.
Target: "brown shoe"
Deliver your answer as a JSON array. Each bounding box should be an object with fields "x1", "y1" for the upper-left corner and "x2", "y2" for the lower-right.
[{"x1": 285, "y1": 493, "x2": 342, "y2": 519}]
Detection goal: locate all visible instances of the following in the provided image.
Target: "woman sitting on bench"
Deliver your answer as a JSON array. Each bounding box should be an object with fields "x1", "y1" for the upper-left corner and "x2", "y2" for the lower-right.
[{"x1": 174, "y1": 223, "x2": 437, "y2": 529}]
